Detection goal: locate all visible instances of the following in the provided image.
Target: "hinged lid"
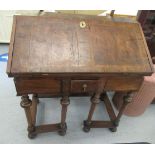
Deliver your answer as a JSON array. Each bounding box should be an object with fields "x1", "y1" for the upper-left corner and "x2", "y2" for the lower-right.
[{"x1": 7, "y1": 14, "x2": 154, "y2": 76}]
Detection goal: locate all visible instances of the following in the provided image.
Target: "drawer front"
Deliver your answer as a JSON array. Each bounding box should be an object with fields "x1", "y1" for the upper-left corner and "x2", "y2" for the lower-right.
[
  {"x1": 71, "y1": 80, "x2": 98, "y2": 94},
  {"x1": 15, "y1": 77, "x2": 143, "y2": 96},
  {"x1": 15, "y1": 78, "x2": 61, "y2": 95},
  {"x1": 104, "y1": 77, "x2": 143, "y2": 91}
]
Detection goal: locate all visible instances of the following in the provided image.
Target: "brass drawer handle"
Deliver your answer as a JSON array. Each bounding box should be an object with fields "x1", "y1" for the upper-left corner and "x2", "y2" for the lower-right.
[{"x1": 83, "y1": 84, "x2": 87, "y2": 92}]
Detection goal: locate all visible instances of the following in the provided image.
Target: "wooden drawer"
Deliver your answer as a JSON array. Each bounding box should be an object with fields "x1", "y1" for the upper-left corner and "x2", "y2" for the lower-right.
[
  {"x1": 15, "y1": 77, "x2": 61, "y2": 95},
  {"x1": 104, "y1": 77, "x2": 143, "y2": 91},
  {"x1": 71, "y1": 80, "x2": 98, "y2": 95}
]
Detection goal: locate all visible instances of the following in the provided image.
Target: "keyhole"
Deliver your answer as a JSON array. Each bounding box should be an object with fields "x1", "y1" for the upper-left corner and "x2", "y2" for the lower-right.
[{"x1": 83, "y1": 84, "x2": 87, "y2": 92}]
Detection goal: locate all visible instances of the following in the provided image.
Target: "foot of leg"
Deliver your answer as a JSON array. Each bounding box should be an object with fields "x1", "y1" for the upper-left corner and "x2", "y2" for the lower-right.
[
  {"x1": 109, "y1": 127, "x2": 117, "y2": 132},
  {"x1": 28, "y1": 131, "x2": 37, "y2": 139},
  {"x1": 83, "y1": 120, "x2": 91, "y2": 133},
  {"x1": 27, "y1": 126, "x2": 37, "y2": 139},
  {"x1": 58, "y1": 123, "x2": 67, "y2": 136}
]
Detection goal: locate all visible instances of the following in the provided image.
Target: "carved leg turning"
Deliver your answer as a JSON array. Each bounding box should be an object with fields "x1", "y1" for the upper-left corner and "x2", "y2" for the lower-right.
[
  {"x1": 83, "y1": 92, "x2": 101, "y2": 132},
  {"x1": 109, "y1": 127, "x2": 117, "y2": 132},
  {"x1": 58, "y1": 79, "x2": 70, "y2": 136},
  {"x1": 83, "y1": 79, "x2": 105, "y2": 132},
  {"x1": 100, "y1": 93, "x2": 118, "y2": 132},
  {"x1": 33, "y1": 94, "x2": 39, "y2": 104},
  {"x1": 113, "y1": 92, "x2": 133, "y2": 129},
  {"x1": 58, "y1": 96, "x2": 70, "y2": 136},
  {"x1": 20, "y1": 95, "x2": 36, "y2": 139},
  {"x1": 31, "y1": 94, "x2": 38, "y2": 125}
]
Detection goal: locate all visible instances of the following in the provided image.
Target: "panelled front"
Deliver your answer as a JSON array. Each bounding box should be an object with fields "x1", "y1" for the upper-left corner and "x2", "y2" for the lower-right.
[
  {"x1": 14, "y1": 76, "x2": 143, "y2": 96},
  {"x1": 14, "y1": 77, "x2": 61, "y2": 95},
  {"x1": 104, "y1": 77, "x2": 143, "y2": 91}
]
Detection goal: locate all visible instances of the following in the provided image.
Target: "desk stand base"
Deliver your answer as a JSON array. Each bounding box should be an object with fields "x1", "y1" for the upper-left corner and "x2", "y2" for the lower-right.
[
  {"x1": 20, "y1": 94, "x2": 69, "y2": 139},
  {"x1": 83, "y1": 92, "x2": 133, "y2": 133}
]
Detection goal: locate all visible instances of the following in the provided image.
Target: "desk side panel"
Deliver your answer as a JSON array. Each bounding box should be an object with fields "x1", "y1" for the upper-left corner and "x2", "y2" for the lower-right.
[{"x1": 6, "y1": 16, "x2": 17, "y2": 76}]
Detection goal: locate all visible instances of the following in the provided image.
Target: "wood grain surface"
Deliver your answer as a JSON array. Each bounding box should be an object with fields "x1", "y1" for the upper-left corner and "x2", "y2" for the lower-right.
[
  {"x1": 7, "y1": 14, "x2": 152, "y2": 137},
  {"x1": 7, "y1": 14, "x2": 154, "y2": 76}
]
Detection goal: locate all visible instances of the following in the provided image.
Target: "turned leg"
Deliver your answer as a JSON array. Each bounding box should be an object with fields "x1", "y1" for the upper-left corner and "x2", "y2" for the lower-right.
[
  {"x1": 31, "y1": 94, "x2": 39, "y2": 125},
  {"x1": 58, "y1": 79, "x2": 70, "y2": 136},
  {"x1": 20, "y1": 95, "x2": 36, "y2": 139},
  {"x1": 113, "y1": 92, "x2": 133, "y2": 128},
  {"x1": 58, "y1": 96, "x2": 70, "y2": 136},
  {"x1": 100, "y1": 93, "x2": 118, "y2": 132},
  {"x1": 83, "y1": 79, "x2": 105, "y2": 132},
  {"x1": 83, "y1": 92, "x2": 101, "y2": 132},
  {"x1": 33, "y1": 94, "x2": 39, "y2": 104}
]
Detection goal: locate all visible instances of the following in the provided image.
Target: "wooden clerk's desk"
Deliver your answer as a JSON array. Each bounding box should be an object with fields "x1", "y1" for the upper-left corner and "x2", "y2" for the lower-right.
[{"x1": 7, "y1": 14, "x2": 154, "y2": 138}]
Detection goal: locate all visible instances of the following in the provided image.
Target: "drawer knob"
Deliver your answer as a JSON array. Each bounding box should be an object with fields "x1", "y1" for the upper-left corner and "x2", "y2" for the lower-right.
[{"x1": 83, "y1": 84, "x2": 87, "y2": 92}]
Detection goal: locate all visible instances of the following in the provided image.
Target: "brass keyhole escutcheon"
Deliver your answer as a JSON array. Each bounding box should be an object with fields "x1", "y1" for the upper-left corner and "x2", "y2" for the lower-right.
[
  {"x1": 83, "y1": 84, "x2": 87, "y2": 92},
  {"x1": 80, "y1": 21, "x2": 86, "y2": 28}
]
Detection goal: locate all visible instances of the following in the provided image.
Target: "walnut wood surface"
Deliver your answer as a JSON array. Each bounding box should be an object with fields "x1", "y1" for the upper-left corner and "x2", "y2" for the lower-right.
[
  {"x1": 14, "y1": 77, "x2": 142, "y2": 95},
  {"x1": 6, "y1": 14, "x2": 154, "y2": 137},
  {"x1": 104, "y1": 77, "x2": 143, "y2": 91},
  {"x1": 35, "y1": 124, "x2": 61, "y2": 133},
  {"x1": 15, "y1": 77, "x2": 61, "y2": 95},
  {"x1": 89, "y1": 121, "x2": 114, "y2": 128},
  {"x1": 7, "y1": 14, "x2": 153, "y2": 76}
]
